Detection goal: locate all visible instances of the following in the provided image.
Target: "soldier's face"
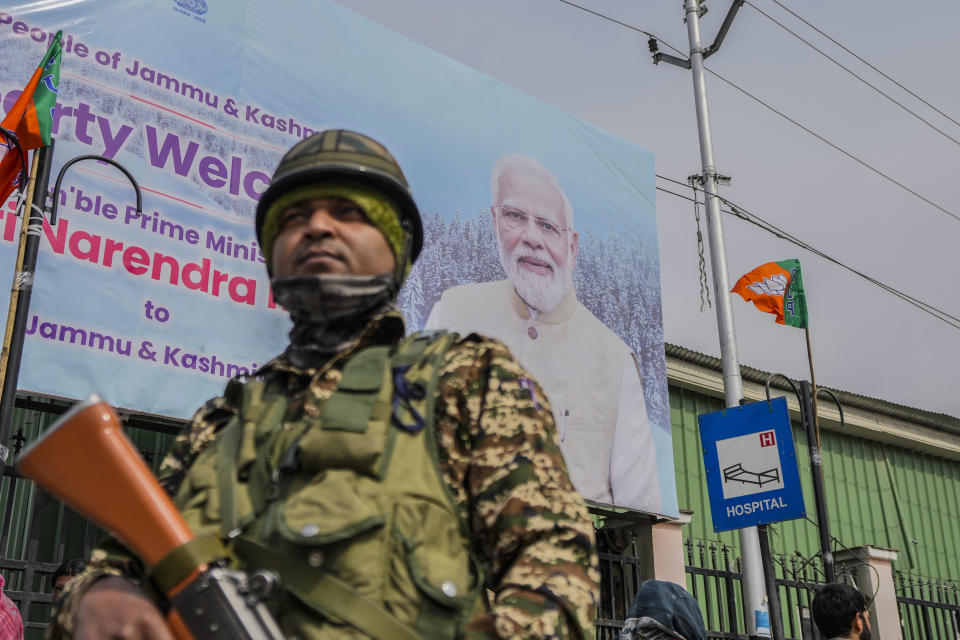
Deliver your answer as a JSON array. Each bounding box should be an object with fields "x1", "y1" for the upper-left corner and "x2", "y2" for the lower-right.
[{"x1": 271, "y1": 197, "x2": 396, "y2": 278}]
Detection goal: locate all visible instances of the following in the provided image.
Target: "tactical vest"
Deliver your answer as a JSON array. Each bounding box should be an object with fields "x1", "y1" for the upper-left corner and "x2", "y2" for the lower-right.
[{"x1": 170, "y1": 332, "x2": 486, "y2": 639}]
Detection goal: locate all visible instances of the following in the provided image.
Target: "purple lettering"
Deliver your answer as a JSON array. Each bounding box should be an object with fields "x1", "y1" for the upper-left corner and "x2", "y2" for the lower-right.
[
  {"x1": 97, "y1": 117, "x2": 133, "y2": 159},
  {"x1": 198, "y1": 155, "x2": 227, "y2": 188},
  {"x1": 163, "y1": 346, "x2": 181, "y2": 366},
  {"x1": 145, "y1": 126, "x2": 199, "y2": 176}
]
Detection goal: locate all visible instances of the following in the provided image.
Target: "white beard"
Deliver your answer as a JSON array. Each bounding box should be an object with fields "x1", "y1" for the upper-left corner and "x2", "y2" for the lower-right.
[{"x1": 497, "y1": 236, "x2": 574, "y2": 313}]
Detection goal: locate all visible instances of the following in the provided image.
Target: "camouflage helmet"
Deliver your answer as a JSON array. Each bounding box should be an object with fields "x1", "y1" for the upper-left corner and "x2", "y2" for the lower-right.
[{"x1": 255, "y1": 129, "x2": 423, "y2": 270}]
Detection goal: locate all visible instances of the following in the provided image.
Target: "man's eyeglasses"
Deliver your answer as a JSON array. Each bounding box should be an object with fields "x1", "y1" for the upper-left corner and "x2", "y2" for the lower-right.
[{"x1": 498, "y1": 206, "x2": 570, "y2": 241}]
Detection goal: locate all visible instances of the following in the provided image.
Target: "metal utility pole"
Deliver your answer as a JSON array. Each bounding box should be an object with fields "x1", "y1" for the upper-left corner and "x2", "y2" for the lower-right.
[
  {"x1": 655, "y1": 0, "x2": 768, "y2": 636},
  {"x1": 684, "y1": 1, "x2": 767, "y2": 635}
]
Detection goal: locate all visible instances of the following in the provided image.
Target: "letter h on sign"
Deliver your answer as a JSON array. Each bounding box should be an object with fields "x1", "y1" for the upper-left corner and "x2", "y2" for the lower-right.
[{"x1": 759, "y1": 431, "x2": 776, "y2": 447}]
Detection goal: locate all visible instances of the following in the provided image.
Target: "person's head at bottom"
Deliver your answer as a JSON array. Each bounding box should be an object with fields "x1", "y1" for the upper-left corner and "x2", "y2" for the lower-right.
[
  {"x1": 811, "y1": 583, "x2": 872, "y2": 639},
  {"x1": 255, "y1": 129, "x2": 423, "y2": 366},
  {"x1": 51, "y1": 559, "x2": 86, "y2": 610},
  {"x1": 618, "y1": 579, "x2": 707, "y2": 640}
]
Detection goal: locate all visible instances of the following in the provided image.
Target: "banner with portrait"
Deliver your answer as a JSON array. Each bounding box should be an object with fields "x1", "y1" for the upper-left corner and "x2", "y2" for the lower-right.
[{"x1": 0, "y1": 0, "x2": 676, "y2": 515}]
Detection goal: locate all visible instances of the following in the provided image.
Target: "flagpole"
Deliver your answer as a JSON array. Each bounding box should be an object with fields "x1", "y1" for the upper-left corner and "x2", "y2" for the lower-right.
[
  {"x1": 804, "y1": 326, "x2": 820, "y2": 447},
  {"x1": 0, "y1": 143, "x2": 53, "y2": 466},
  {"x1": 801, "y1": 323, "x2": 836, "y2": 582},
  {"x1": 0, "y1": 155, "x2": 39, "y2": 402}
]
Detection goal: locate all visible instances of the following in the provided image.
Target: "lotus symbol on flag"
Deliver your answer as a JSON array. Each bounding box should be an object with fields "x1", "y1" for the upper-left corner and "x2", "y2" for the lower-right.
[
  {"x1": 732, "y1": 260, "x2": 809, "y2": 328},
  {"x1": 745, "y1": 273, "x2": 787, "y2": 297}
]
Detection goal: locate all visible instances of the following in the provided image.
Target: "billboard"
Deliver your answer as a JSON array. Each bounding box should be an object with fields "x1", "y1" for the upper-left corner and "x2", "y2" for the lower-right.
[{"x1": 0, "y1": 0, "x2": 676, "y2": 515}]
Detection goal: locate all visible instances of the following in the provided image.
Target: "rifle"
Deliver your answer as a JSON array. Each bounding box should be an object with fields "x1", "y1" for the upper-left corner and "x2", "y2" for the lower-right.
[{"x1": 16, "y1": 395, "x2": 285, "y2": 639}]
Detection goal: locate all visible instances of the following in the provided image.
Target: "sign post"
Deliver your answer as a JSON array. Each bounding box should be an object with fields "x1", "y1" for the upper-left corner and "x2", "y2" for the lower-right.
[{"x1": 699, "y1": 397, "x2": 805, "y2": 640}]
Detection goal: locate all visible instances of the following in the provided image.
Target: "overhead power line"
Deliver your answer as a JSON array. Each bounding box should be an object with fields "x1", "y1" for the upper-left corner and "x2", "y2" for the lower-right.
[
  {"x1": 555, "y1": 0, "x2": 683, "y2": 54},
  {"x1": 560, "y1": 0, "x2": 960, "y2": 327},
  {"x1": 655, "y1": 174, "x2": 960, "y2": 330},
  {"x1": 557, "y1": 0, "x2": 653, "y2": 37},
  {"x1": 701, "y1": 67, "x2": 960, "y2": 224},
  {"x1": 766, "y1": 0, "x2": 960, "y2": 130},
  {"x1": 745, "y1": 1, "x2": 960, "y2": 148},
  {"x1": 555, "y1": 0, "x2": 960, "y2": 224}
]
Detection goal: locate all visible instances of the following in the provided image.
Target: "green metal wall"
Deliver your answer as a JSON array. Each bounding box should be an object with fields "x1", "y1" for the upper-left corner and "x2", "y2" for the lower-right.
[{"x1": 671, "y1": 385, "x2": 960, "y2": 581}]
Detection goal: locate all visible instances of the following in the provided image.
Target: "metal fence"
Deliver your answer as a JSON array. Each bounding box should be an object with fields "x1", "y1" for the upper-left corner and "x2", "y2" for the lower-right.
[
  {"x1": 684, "y1": 540, "x2": 828, "y2": 640},
  {"x1": 771, "y1": 552, "x2": 827, "y2": 640},
  {"x1": 897, "y1": 573, "x2": 960, "y2": 640},
  {"x1": 596, "y1": 526, "x2": 646, "y2": 639},
  {"x1": 598, "y1": 535, "x2": 827, "y2": 640},
  {"x1": 686, "y1": 540, "x2": 744, "y2": 638}
]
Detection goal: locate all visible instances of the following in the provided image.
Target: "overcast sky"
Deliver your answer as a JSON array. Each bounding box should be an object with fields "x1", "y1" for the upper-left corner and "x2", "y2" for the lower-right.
[{"x1": 331, "y1": 0, "x2": 960, "y2": 418}]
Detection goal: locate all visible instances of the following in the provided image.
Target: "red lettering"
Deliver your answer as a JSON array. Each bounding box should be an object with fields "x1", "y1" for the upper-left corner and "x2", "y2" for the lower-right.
[
  {"x1": 211, "y1": 269, "x2": 229, "y2": 297},
  {"x1": 182, "y1": 258, "x2": 210, "y2": 292},
  {"x1": 42, "y1": 217, "x2": 68, "y2": 254},
  {"x1": 34, "y1": 217, "x2": 257, "y2": 309},
  {"x1": 151, "y1": 253, "x2": 180, "y2": 285},
  {"x1": 267, "y1": 285, "x2": 277, "y2": 309},
  {"x1": 103, "y1": 238, "x2": 124, "y2": 267},
  {"x1": 68, "y1": 229, "x2": 102, "y2": 263},
  {"x1": 2, "y1": 210, "x2": 17, "y2": 242},
  {"x1": 228, "y1": 277, "x2": 256, "y2": 305},
  {"x1": 123, "y1": 246, "x2": 149, "y2": 275}
]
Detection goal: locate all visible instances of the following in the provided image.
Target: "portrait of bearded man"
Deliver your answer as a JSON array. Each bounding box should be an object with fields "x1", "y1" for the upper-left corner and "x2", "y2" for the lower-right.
[{"x1": 426, "y1": 154, "x2": 662, "y2": 513}]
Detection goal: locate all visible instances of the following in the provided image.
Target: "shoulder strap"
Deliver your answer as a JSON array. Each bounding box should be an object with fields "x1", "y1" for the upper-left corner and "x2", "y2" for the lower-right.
[
  {"x1": 322, "y1": 345, "x2": 391, "y2": 433},
  {"x1": 218, "y1": 375, "x2": 288, "y2": 537}
]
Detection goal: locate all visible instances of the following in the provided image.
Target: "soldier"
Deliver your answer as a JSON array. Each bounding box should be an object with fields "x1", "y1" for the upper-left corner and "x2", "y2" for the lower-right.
[{"x1": 52, "y1": 130, "x2": 600, "y2": 639}]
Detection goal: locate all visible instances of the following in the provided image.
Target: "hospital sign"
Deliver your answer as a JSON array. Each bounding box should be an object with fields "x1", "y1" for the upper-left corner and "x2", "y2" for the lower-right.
[{"x1": 697, "y1": 397, "x2": 805, "y2": 532}]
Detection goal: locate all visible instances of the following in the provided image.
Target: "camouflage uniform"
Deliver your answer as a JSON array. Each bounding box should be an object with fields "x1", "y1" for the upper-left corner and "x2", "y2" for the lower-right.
[{"x1": 51, "y1": 311, "x2": 600, "y2": 639}]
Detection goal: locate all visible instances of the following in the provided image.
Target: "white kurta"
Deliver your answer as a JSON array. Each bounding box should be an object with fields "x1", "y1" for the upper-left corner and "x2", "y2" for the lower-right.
[{"x1": 426, "y1": 279, "x2": 661, "y2": 513}]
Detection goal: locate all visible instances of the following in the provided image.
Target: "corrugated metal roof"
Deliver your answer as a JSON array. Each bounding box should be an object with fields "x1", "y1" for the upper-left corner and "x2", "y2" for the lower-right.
[{"x1": 665, "y1": 343, "x2": 960, "y2": 435}]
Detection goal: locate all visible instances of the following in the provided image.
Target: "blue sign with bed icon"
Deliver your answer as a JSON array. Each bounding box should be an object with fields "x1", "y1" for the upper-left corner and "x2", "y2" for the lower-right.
[{"x1": 698, "y1": 397, "x2": 806, "y2": 532}]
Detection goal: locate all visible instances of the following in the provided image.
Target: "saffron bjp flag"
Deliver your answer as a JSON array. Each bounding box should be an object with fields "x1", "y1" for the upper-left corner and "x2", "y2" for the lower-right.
[
  {"x1": 0, "y1": 31, "x2": 63, "y2": 205},
  {"x1": 731, "y1": 259, "x2": 809, "y2": 328}
]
